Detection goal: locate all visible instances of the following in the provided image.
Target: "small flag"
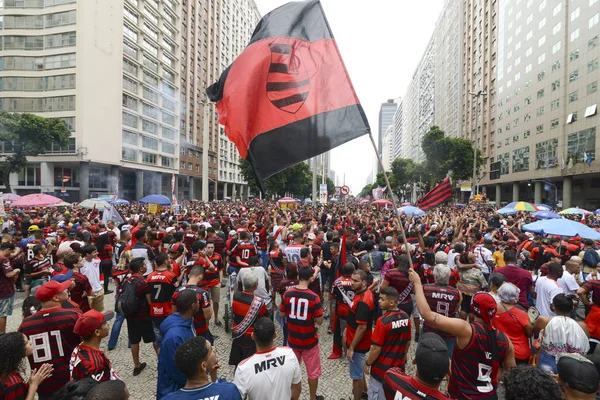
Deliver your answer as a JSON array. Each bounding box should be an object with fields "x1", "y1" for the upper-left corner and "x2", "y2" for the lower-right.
[
  {"x1": 561, "y1": 158, "x2": 566, "y2": 171},
  {"x1": 372, "y1": 186, "x2": 386, "y2": 200},
  {"x1": 206, "y1": 0, "x2": 369, "y2": 193},
  {"x1": 102, "y1": 205, "x2": 124, "y2": 225},
  {"x1": 417, "y1": 178, "x2": 453, "y2": 210}
]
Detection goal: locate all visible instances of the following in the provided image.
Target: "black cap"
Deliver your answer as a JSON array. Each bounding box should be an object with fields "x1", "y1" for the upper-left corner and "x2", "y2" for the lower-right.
[
  {"x1": 415, "y1": 333, "x2": 449, "y2": 382},
  {"x1": 67, "y1": 229, "x2": 77, "y2": 238},
  {"x1": 557, "y1": 353, "x2": 600, "y2": 394}
]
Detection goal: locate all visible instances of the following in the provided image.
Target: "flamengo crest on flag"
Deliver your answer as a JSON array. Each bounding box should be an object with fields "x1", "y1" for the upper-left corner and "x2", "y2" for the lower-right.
[
  {"x1": 206, "y1": 0, "x2": 370, "y2": 194},
  {"x1": 417, "y1": 178, "x2": 453, "y2": 210}
]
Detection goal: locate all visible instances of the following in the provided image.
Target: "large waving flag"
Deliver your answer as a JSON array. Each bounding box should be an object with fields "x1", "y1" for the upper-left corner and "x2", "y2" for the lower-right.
[
  {"x1": 418, "y1": 178, "x2": 453, "y2": 210},
  {"x1": 207, "y1": 0, "x2": 369, "y2": 193}
]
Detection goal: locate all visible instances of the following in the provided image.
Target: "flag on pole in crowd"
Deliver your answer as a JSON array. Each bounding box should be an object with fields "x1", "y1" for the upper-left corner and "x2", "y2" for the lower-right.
[
  {"x1": 102, "y1": 204, "x2": 124, "y2": 225},
  {"x1": 206, "y1": 0, "x2": 370, "y2": 194},
  {"x1": 417, "y1": 178, "x2": 453, "y2": 210},
  {"x1": 372, "y1": 186, "x2": 386, "y2": 200},
  {"x1": 171, "y1": 173, "x2": 177, "y2": 205}
]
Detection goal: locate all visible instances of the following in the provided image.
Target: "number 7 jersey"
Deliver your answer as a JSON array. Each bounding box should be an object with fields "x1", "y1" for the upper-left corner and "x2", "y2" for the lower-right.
[{"x1": 18, "y1": 307, "x2": 82, "y2": 396}]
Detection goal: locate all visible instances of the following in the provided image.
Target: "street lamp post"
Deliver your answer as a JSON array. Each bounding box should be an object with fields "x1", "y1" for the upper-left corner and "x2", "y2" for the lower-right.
[
  {"x1": 469, "y1": 90, "x2": 487, "y2": 197},
  {"x1": 528, "y1": 179, "x2": 559, "y2": 207}
]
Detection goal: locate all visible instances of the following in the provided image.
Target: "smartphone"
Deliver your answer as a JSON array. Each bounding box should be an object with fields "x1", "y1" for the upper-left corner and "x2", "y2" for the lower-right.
[{"x1": 527, "y1": 306, "x2": 540, "y2": 324}]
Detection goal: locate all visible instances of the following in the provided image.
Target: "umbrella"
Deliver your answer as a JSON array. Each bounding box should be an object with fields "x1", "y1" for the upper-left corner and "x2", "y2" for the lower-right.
[
  {"x1": 456, "y1": 203, "x2": 466, "y2": 207},
  {"x1": 11, "y1": 193, "x2": 62, "y2": 207},
  {"x1": 371, "y1": 199, "x2": 393, "y2": 208},
  {"x1": 2, "y1": 193, "x2": 21, "y2": 201},
  {"x1": 108, "y1": 198, "x2": 130, "y2": 205},
  {"x1": 507, "y1": 201, "x2": 539, "y2": 212},
  {"x1": 397, "y1": 206, "x2": 425, "y2": 216},
  {"x1": 401, "y1": 202, "x2": 412, "y2": 206},
  {"x1": 53, "y1": 201, "x2": 72, "y2": 207},
  {"x1": 304, "y1": 198, "x2": 312, "y2": 203},
  {"x1": 559, "y1": 207, "x2": 591, "y2": 215},
  {"x1": 595, "y1": 209, "x2": 600, "y2": 215},
  {"x1": 523, "y1": 219, "x2": 600, "y2": 240},
  {"x1": 139, "y1": 194, "x2": 171, "y2": 206},
  {"x1": 536, "y1": 204, "x2": 552, "y2": 211},
  {"x1": 78, "y1": 198, "x2": 111, "y2": 210},
  {"x1": 532, "y1": 210, "x2": 562, "y2": 220},
  {"x1": 276, "y1": 197, "x2": 297, "y2": 204},
  {"x1": 497, "y1": 207, "x2": 520, "y2": 215},
  {"x1": 359, "y1": 199, "x2": 370, "y2": 204}
]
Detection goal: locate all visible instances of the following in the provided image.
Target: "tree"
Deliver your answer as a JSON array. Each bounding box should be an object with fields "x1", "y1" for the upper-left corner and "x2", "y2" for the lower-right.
[
  {"x1": 359, "y1": 183, "x2": 373, "y2": 198},
  {"x1": 0, "y1": 111, "x2": 70, "y2": 193},
  {"x1": 239, "y1": 158, "x2": 314, "y2": 197}
]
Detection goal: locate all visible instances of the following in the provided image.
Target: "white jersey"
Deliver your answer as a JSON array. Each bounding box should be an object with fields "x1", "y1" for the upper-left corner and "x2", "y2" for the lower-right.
[
  {"x1": 284, "y1": 244, "x2": 304, "y2": 266},
  {"x1": 233, "y1": 346, "x2": 301, "y2": 400},
  {"x1": 535, "y1": 276, "x2": 563, "y2": 317},
  {"x1": 272, "y1": 225, "x2": 286, "y2": 250}
]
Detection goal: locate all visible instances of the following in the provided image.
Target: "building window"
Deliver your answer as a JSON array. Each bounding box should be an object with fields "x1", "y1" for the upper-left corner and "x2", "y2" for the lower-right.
[
  {"x1": 122, "y1": 130, "x2": 137, "y2": 145},
  {"x1": 513, "y1": 146, "x2": 530, "y2": 172},
  {"x1": 17, "y1": 164, "x2": 41, "y2": 186},
  {"x1": 537, "y1": 89, "x2": 545, "y2": 99},
  {"x1": 568, "y1": 127, "x2": 596, "y2": 163},
  {"x1": 538, "y1": 71, "x2": 545, "y2": 81},
  {"x1": 535, "y1": 138, "x2": 559, "y2": 169},
  {"x1": 162, "y1": 142, "x2": 175, "y2": 154},
  {"x1": 142, "y1": 103, "x2": 159, "y2": 119},
  {"x1": 188, "y1": 163, "x2": 193, "y2": 171},
  {"x1": 513, "y1": 135, "x2": 519, "y2": 143},
  {"x1": 524, "y1": 113, "x2": 531, "y2": 122},
  {"x1": 569, "y1": 70, "x2": 579, "y2": 82},
  {"x1": 505, "y1": 138, "x2": 510, "y2": 146},
  {"x1": 123, "y1": 24, "x2": 138, "y2": 42},
  {"x1": 590, "y1": 36, "x2": 599, "y2": 50},
  {"x1": 571, "y1": 7, "x2": 580, "y2": 21},
  {"x1": 569, "y1": 90, "x2": 579, "y2": 103},
  {"x1": 571, "y1": 28, "x2": 580, "y2": 42},
  {"x1": 570, "y1": 49, "x2": 580, "y2": 62},
  {"x1": 525, "y1": 96, "x2": 532, "y2": 105},
  {"x1": 141, "y1": 152, "x2": 157, "y2": 164},
  {"x1": 588, "y1": 58, "x2": 599, "y2": 73},
  {"x1": 161, "y1": 156, "x2": 174, "y2": 168},
  {"x1": 536, "y1": 107, "x2": 544, "y2": 116},
  {"x1": 538, "y1": 53, "x2": 546, "y2": 64},
  {"x1": 552, "y1": 41, "x2": 561, "y2": 54},
  {"x1": 551, "y1": 80, "x2": 560, "y2": 91},
  {"x1": 123, "y1": 76, "x2": 138, "y2": 93},
  {"x1": 551, "y1": 99, "x2": 560, "y2": 110},
  {"x1": 142, "y1": 119, "x2": 158, "y2": 134},
  {"x1": 123, "y1": 41, "x2": 138, "y2": 59},
  {"x1": 180, "y1": 161, "x2": 185, "y2": 169},
  {"x1": 497, "y1": 152, "x2": 510, "y2": 175},
  {"x1": 142, "y1": 135, "x2": 158, "y2": 150},
  {"x1": 524, "y1": 130, "x2": 531, "y2": 138},
  {"x1": 54, "y1": 166, "x2": 78, "y2": 187},
  {"x1": 122, "y1": 94, "x2": 138, "y2": 110},
  {"x1": 585, "y1": 104, "x2": 598, "y2": 117},
  {"x1": 567, "y1": 112, "x2": 578, "y2": 123},
  {"x1": 122, "y1": 112, "x2": 137, "y2": 128},
  {"x1": 552, "y1": 60, "x2": 561, "y2": 72},
  {"x1": 590, "y1": 13, "x2": 599, "y2": 29},
  {"x1": 89, "y1": 168, "x2": 108, "y2": 189},
  {"x1": 538, "y1": 35, "x2": 546, "y2": 47},
  {"x1": 551, "y1": 118, "x2": 559, "y2": 129},
  {"x1": 588, "y1": 81, "x2": 598, "y2": 95},
  {"x1": 553, "y1": 22, "x2": 562, "y2": 35},
  {"x1": 536, "y1": 124, "x2": 544, "y2": 134}
]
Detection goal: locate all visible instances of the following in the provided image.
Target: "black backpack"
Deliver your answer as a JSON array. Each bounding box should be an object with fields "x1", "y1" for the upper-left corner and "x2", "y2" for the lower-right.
[{"x1": 115, "y1": 276, "x2": 142, "y2": 316}]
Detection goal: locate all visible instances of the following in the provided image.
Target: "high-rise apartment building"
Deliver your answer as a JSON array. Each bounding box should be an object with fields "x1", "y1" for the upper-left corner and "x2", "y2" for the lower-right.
[
  {"x1": 378, "y1": 99, "x2": 397, "y2": 171},
  {"x1": 482, "y1": 0, "x2": 600, "y2": 209},
  {"x1": 0, "y1": 0, "x2": 181, "y2": 201},
  {"x1": 381, "y1": 125, "x2": 394, "y2": 171}
]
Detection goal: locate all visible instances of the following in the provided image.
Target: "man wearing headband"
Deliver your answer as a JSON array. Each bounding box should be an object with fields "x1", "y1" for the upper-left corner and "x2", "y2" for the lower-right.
[{"x1": 409, "y1": 268, "x2": 516, "y2": 399}]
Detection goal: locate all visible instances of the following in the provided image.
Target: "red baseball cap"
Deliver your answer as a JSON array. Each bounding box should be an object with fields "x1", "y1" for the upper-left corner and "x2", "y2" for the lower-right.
[
  {"x1": 169, "y1": 243, "x2": 185, "y2": 253},
  {"x1": 35, "y1": 280, "x2": 71, "y2": 302},
  {"x1": 74, "y1": 310, "x2": 115, "y2": 337}
]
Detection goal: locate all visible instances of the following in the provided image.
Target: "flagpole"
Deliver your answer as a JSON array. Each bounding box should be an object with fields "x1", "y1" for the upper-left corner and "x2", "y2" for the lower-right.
[{"x1": 367, "y1": 132, "x2": 413, "y2": 268}]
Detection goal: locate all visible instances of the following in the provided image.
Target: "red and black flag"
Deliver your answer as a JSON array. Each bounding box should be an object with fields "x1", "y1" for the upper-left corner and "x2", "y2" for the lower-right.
[
  {"x1": 207, "y1": 0, "x2": 369, "y2": 193},
  {"x1": 417, "y1": 178, "x2": 453, "y2": 210}
]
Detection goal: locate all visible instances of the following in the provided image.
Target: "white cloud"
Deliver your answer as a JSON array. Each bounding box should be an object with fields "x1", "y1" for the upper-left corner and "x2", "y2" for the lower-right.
[{"x1": 253, "y1": 0, "x2": 445, "y2": 194}]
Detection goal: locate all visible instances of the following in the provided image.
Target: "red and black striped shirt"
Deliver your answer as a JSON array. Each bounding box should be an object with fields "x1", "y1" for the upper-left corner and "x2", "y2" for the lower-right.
[
  {"x1": 384, "y1": 368, "x2": 454, "y2": 400},
  {"x1": 69, "y1": 344, "x2": 119, "y2": 382},
  {"x1": 146, "y1": 270, "x2": 177, "y2": 321},
  {"x1": 448, "y1": 322, "x2": 509, "y2": 399},
  {"x1": 184, "y1": 256, "x2": 210, "y2": 280},
  {"x1": 254, "y1": 227, "x2": 268, "y2": 251},
  {"x1": 70, "y1": 271, "x2": 92, "y2": 312},
  {"x1": 423, "y1": 284, "x2": 461, "y2": 339},
  {"x1": 370, "y1": 309, "x2": 412, "y2": 382},
  {"x1": 207, "y1": 235, "x2": 226, "y2": 257},
  {"x1": 383, "y1": 269, "x2": 413, "y2": 304},
  {"x1": 582, "y1": 279, "x2": 600, "y2": 306},
  {"x1": 97, "y1": 244, "x2": 113, "y2": 262},
  {"x1": 231, "y1": 241, "x2": 258, "y2": 267},
  {"x1": 279, "y1": 279, "x2": 299, "y2": 297},
  {"x1": 346, "y1": 289, "x2": 375, "y2": 353},
  {"x1": 18, "y1": 307, "x2": 82, "y2": 396},
  {"x1": 330, "y1": 276, "x2": 355, "y2": 317},
  {"x1": 0, "y1": 256, "x2": 15, "y2": 299},
  {"x1": 232, "y1": 291, "x2": 267, "y2": 348},
  {"x1": 172, "y1": 284, "x2": 211, "y2": 335},
  {"x1": 203, "y1": 254, "x2": 223, "y2": 288},
  {"x1": 183, "y1": 232, "x2": 198, "y2": 254},
  {"x1": 0, "y1": 372, "x2": 27, "y2": 400},
  {"x1": 280, "y1": 288, "x2": 323, "y2": 350}
]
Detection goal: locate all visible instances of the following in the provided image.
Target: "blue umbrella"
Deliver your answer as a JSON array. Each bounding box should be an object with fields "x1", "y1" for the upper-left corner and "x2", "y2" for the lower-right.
[
  {"x1": 108, "y1": 198, "x2": 130, "y2": 205},
  {"x1": 497, "y1": 207, "x2": 519, "y2": 215},
  {"x1": 139, "y1": 194, "x2": 171, "y2": 206},
  {"x1": 536, "y1": 204, "x2": 552, "y2": 211},
  {"x1": 397, "y1": 206, "x2": 426, "y2": 216},
  {"x1": 522, "y1": 219, "x2": 600, "y2": 240},
  {"x1": 596, "y1": 209, "x2": 600, "y2": 215},
  {"x1": 531, "y1": 210, "x2": 562, "y2": 220}
]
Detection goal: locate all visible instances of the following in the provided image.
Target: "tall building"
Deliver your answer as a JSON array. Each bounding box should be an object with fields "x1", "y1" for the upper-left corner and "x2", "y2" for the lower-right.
[
  {"x1": 392, "y1": 97, "x2": 404, "y2": 160},
  {"x1": 0, "y1": 0, "x2": 182, "y2": 201},
  {"x1": 482, "y1": 0, "x2": 600, "y2": 209},
  {"x1": 378, "y1": 99, "x2": 397, "y2": 170},
  {"x1": 219, "y1": 0, "x2": 260, "y2": 199},
  {"x1": 177, "y1": 0, "x2": 220, "y2": 201},
  {"x1": 381, "y1": 125, "x2": 394, "y2": 171}
]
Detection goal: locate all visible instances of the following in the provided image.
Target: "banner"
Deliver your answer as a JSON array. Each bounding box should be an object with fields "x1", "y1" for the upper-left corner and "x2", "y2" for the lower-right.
[
  {"x1": 102, "y1": 205, "x2": 124, "y2": 225},
  {"x1": 418, "y1": 178, "x2": 453, "y2": 210},
  {"x1": 319, "y1": 183, "x2": 328, "y2": 204},
  {"x1": 147, "y1": 203, "x2": 159, "y2": 214}
]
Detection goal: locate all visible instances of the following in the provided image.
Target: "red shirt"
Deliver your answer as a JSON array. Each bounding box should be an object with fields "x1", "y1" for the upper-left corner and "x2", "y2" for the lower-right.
[
  {"x1": 70, "y1": 271, "x2": 92, "y2": 312},
  {"x1": 384, "y1": 368, "x2": 455, "y2": 400},
  {"x1": 172, "y1": 284, "x2": 211, "y2": 335},
  {"x1": 495, "y1": 265, "x2": 533, "y2": 309},
  {"x1": 146, "y1": 270, "x2": 177, "y2": 320},
  {"x1": 330, "y1": 276, "x2": 355, "y2": 317},
  {"x1": 370, "y1": 309, "x2": 412, "y2": 382},
  {"x1": 0, "y1": 372, "x2": 27, "y2": 400},
  {"x1": 232, "y1": 241, "x2": 258, "y2": 267},
  {"x1": 69, "y1": 344, "x2": 119, "y2": 382},
  {"x1": 582, "y1": 280, "x2": 600, "y2": 306},
  {"x1": 280, "y1": 287, "x2": 323, "y2": 349},
  {"x1": 346, "y1": 289, "x2": 375, "y2": 353},
  {"x1": 203, "y1": 253, "x2": 223, "y2": 288}
]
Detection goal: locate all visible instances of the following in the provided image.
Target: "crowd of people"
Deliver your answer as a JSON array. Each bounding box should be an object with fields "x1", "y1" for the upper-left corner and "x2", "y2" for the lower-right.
[{"x1": 0, "y1": 199, "x2": 599, "y2": 400}]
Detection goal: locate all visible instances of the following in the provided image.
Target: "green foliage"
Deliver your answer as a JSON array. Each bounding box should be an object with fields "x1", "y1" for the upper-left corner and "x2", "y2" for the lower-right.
[
  {"x1": 359, "y1": 183, "x2": 374, "y2": 198},
  {"x1": 239, "y1": 158, "x2": 332, "y2": 198},
  {"x1": 0, "y1": 111, "x2": 70, "y2": 193}
]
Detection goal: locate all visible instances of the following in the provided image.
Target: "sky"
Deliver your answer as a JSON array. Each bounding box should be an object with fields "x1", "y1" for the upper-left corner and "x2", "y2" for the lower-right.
[{"x1": 254, "y1": 0, "x2": 446, "y2": 194}]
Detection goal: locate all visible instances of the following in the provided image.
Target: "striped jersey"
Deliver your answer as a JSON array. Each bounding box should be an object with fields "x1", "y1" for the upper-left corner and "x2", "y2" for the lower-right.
[
  {"x1": 370, "y1": 309, "x2": 412, "y2": 382},
  {"x1": 330, "y1": 276, "x2": 355, "y2": 317},
  {"x1": 254, "y1": 227, "x2": 268, "y2": 251},
  {"x1": 422, "y1": 284, "x2": 461, "y2": 339},
  {"x1": 232, "y1": 291, "x2": 268, "y2": 348},
  {"x1": 384, "y1": 368, "x2": 455, "y2": 400},
  {"x1": 231, "y1": 241, "x2": 258, "y2": 267},
  {"x1": 18, "y1": 307, "x2": 82, "y2": 396},
  {"x1": 146, "y1": 270, "x2": 177, "y2": 320},
  {"x1": 0, "y1": 372, "x2": 27, "y2": 400},
  {"x1": 207, "y1": 235, "x2": 226, "y2": 257},
  {"x1": 346, "y1": 289, "x2": 375, "y2": 353},
  {"x1": 70, "y1": 271, "x2": 92, "y2": 312},
  {"x1": 203, "y1": 253, "x2": 223, "y2": 288},
  {"x1": 70, "y1": 344, "x2": 119, "y2": 382},
  {"x1": 183, "y1": 232, "x2": 198, "y2": 253},
  {"x1": 582, "y1": 279, "x2": 600, "y2": 306},
  {"x1": 280, "y1": 288, "x2": 323, "y2": 349},
  {"x1": 448, "y1": 322, "x2": 509, "y2": 399},
  {"x1": 172, "y1": 284, "x2": 211, "y2": 335}
]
